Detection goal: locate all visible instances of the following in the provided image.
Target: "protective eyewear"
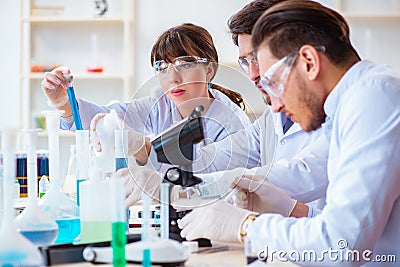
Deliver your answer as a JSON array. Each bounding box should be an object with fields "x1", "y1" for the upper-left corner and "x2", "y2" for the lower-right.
[
  {"x1": 259, "y1": 53, "x2": 298, "y2": 98},
  {"x1": 260, "y1": 46, "x2": 325, "y2": 98},
  {"x1": 153, "y1": 56, "x2": 209, "y2": 77},
  {"x1": 238, "y1": 51, "x2": 258, "y2": 73}
]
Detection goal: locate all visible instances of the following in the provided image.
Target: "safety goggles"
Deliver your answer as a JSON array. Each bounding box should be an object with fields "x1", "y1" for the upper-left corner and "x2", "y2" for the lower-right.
[
  {"x1": 259, "y1": 52, "x2": 298, "y2": 98},
  {"x1": 153, "y1": 56, "x2": 209, "y2": 77},
  {"x1": 238, "y1": 50, "x2": 258, "y2": 73},
  {"x1": 260, "y1": 46, "x2": 325, "y2": 98}
]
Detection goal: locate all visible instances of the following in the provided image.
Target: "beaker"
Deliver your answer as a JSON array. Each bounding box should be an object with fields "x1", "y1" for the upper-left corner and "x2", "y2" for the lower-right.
[
  {"x1": 0, "y1": 128, "x2": 43, "y2": 266},
  {"x1": 15, "y1": 129, "x2": 59, "y2": 246},
  {"x1": 39, "y1": 110, "x2": 80, "y2": 244}
]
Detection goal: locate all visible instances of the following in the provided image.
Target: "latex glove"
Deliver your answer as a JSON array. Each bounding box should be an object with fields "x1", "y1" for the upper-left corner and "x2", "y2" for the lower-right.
[
  {"x1": 195, "y1": 167, "x2": 256, "y2": 200},
  {"x1": 233, "y1": 175, "x2": 297, "y2": 217},
  {"x1": 177, "y1": 200, "x2": 254, "y2": 243},
  {"x1": 41, "y1": 66, "x2": 72, "y2": 107},
  {"x1": 117, "y1": 166, "x2": 181, "y2": 208},
  {"x1": 90, "y1": 112, "x2": 146, "y2": 155}
]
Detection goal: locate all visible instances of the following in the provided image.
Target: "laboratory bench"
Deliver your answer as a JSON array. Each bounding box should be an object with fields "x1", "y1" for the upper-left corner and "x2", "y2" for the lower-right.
[{"x1": 56, "y1": 241, "x2": 298, "y2": 267}]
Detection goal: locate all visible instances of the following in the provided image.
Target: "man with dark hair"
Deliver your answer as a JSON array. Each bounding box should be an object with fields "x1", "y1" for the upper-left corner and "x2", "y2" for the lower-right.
[
  {"x1": 179, "y1": 1, "x2": 400, "y2": 265},
  {"x1": 224, "y1": 0, "x2": 329, "y2": 217}
]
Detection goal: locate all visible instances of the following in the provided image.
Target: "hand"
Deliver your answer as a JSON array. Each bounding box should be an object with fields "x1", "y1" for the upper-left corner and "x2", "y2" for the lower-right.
[
  {"x1": 178, "y1": 200, "x2": 253, "y2": 243},
  {"x1": 41, "y1": 66, "x2": 72, "y2": 107},
  {"x1": 117, "y1": 166, "x2": 162, "y2": 208},
  {"x1": 233, "y1": 175, "x2": 297, "y2": 217},
  {"x1": 118, "y1": 166, "x2": 181, "y2": 208},
  {"x1": 90, "y1": 111, "x2": 146, "y2": 155}
]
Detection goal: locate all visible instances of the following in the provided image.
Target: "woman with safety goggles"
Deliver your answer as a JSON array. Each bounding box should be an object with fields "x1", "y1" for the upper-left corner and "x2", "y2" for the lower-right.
[{"x1": 41, "y1": 23, "x2": 251, "y2": 185}]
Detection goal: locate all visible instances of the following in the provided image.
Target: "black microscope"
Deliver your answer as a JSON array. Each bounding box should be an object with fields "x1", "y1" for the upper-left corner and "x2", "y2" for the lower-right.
[{"x1": 151, "y1": 106, "x2": 211, "y2": 247}]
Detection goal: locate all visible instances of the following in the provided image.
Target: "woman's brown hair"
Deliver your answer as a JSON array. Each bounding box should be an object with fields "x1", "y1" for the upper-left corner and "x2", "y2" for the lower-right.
[{"x1": 150, "y1": 23, "x2": 245, "y2": 110}]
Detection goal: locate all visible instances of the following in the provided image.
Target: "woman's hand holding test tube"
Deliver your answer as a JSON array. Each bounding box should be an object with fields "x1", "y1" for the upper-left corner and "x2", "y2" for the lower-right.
[{"x1": 41, "y1": 66, "x2": 73, "y2": 108}]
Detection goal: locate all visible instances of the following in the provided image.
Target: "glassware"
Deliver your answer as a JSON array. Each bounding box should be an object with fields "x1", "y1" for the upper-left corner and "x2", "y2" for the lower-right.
[
  {"x1": 63, "y1": 144, "x2": 76, "y2": 202},
  {"x1": 76, "y1": 130, "x2": 89, "y2": 206},
  {"x1": 15, "y1": 129, "x2": 59, "y2": 246},
  {"x1": 0, "y1": 128, "x2": 43, "y2": 266},
  {"x1": 39, "y1": 111, "x2": 80, "y2": 244}
]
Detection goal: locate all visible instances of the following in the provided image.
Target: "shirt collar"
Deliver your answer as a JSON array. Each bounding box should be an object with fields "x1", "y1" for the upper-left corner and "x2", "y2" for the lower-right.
[{"x1": 323, "y1": 60, "x2": 374, "y2": 120}]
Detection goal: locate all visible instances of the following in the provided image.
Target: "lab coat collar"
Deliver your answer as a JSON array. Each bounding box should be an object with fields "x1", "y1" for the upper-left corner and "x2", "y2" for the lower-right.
[
  {"x1": 273, "y1": 112, "x2": 302, "y2": 137},
  {"x1": 324, "y1": 60, "x2": 374, "y2": 121}
]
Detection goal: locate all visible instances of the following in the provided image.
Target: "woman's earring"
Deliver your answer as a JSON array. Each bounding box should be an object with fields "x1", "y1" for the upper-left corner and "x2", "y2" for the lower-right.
[{"x1": 208, "y1": 82, "x2": 212, "y2": 91}]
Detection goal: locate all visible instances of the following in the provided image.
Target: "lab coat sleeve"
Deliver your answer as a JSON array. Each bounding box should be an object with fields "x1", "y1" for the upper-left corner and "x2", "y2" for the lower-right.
[
  {"x1": 267, "y1": 134, "x2": 329, "y2": 204},
  {"x1": 192, "y1": 110, "x2": 274, "y2": 173},
  {"x1": 247, "y1": 78, "x2": 400, "y2": 266},
  {"x1": 193, "y1": 124, "x2": 262, "y2": 173},
  {"x1": 60, "y1": 97, "x2": 154, "y2": 132}
]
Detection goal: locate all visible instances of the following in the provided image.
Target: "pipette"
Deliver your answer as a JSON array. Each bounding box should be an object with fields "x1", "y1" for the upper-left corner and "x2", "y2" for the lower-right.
[
  {"x1": 65, "y1": 75, "x2": 83, "y2": 130},
  {"x1": 15, "y1": 129, "x2": 58, "y2": 246},
  {"x1": 0, "y1": 128, "x2": 43, "y2": 266}
]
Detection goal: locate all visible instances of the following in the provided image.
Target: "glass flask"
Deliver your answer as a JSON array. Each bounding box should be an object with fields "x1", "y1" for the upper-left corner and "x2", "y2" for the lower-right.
[
  {"x1": 0, "y1": 128, "x2": 43, "y2": 266},
  {"x1": 39, "y1": 111, "x2": 80, "y2": 244},
  {"x1": 15, "y1": 129, "x2": 59, "y2": 246}
]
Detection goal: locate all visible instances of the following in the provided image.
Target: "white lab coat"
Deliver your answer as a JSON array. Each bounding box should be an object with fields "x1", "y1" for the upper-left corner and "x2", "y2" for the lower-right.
[
  {"x1": 193, "y1": 107, "x2": 328, "y2": 206},
  {"x1": 60, "y1": 88, "x2": 251, "y2": 172},
  {"x1": 247, "y1": 61, "x2": 400, "y2": 266}
]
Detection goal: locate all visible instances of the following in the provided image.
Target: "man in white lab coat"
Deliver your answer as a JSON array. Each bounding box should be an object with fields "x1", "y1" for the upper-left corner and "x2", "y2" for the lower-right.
[
  {"x1": 190, "y1": 0, "x2": 329, "y2": 213},
  {"x1": 178, "y1": 1, "x2": 400, "y2": 266}
]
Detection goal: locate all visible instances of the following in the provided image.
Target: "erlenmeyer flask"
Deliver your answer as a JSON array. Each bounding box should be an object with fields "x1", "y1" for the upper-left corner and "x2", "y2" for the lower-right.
[
  {"x1": 0, "y1": 128, "x2": 43, "y2": 266},
  {"x1": 15, "y1": 129, "x2": 59, "y2": 246},
  {"x1": 39, "y1": 111, "x2": 80, "y2": 244}
]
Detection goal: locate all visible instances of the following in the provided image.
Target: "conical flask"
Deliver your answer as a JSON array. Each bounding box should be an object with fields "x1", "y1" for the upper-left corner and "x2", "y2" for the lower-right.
[
  {"x1": 0, "y1": 128, "x2": 43, "y2": 266},
  {"x1": 15, "y1": 129, "x2": 59, "y2": 246},
  {"x1": 39, "y1": 111, "x2": 80, "y2": 244}
]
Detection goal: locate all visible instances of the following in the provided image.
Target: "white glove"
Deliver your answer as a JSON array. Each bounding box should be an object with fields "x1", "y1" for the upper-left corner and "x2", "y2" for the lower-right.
[
  {"x1": 90, "y1": 112, "x2": 146, "y2": 156},
  {"x1": 118, "y1": 166, "x2": 181, "y2": 208},
  {"x1": 41, "y1": 66, "x2": 72, "y2": 107},
  {"x1": 177, "y1": 200, "x2": 254, "y2": 243},
  {"x1": 117, "y1": 166, "x2": 162, "y2": 208},
  {"x1": 233, "y1": 175, "x2": 297, "y2": 217}
]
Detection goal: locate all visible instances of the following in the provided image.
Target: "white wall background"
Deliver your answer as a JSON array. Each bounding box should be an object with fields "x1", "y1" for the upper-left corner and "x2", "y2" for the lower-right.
[{"x1": 0, "y1": 1, "x2": 21, "y2": 128}]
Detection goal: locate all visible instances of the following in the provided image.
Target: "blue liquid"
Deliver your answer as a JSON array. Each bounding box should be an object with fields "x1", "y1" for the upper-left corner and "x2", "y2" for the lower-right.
[
  {"x1": 19, "y1": 229, "x2": 58, "y2": 246},
  {"x1": 76, "y1": 178, "x2": 88, "y2": 206},
  {"x1": 116, "y1": 158, "x2": 128, "y2": 171},
  {"x1": 55, "y1": 218, "x2": 81, "y2": 244}
]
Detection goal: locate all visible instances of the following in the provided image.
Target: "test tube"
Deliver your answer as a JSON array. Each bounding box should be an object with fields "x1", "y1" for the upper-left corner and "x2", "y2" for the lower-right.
[
  {"x1": 115, "y1": 130, "x2": 128, "y2": 171},
  {"x1": 160, "y1": 183, "x2": 170, "y2": 240},
  {"x1": 141, "y1": 193, "x2": 151, "y2": 267},
  {"x1": 42, "y1": 110, "x2": 64, "y2": 188},
  {"x1": 76, "y1": 130, "x2": 89, "y2": 206},
  {"x1": 111, "y1": 176, "x2": 127, "y2": 267}
]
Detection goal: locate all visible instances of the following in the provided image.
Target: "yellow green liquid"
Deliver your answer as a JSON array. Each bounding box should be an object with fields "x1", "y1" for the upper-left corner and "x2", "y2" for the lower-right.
[{"x1": 80, "y1": 220, "x2": 112, "y2": 244}]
